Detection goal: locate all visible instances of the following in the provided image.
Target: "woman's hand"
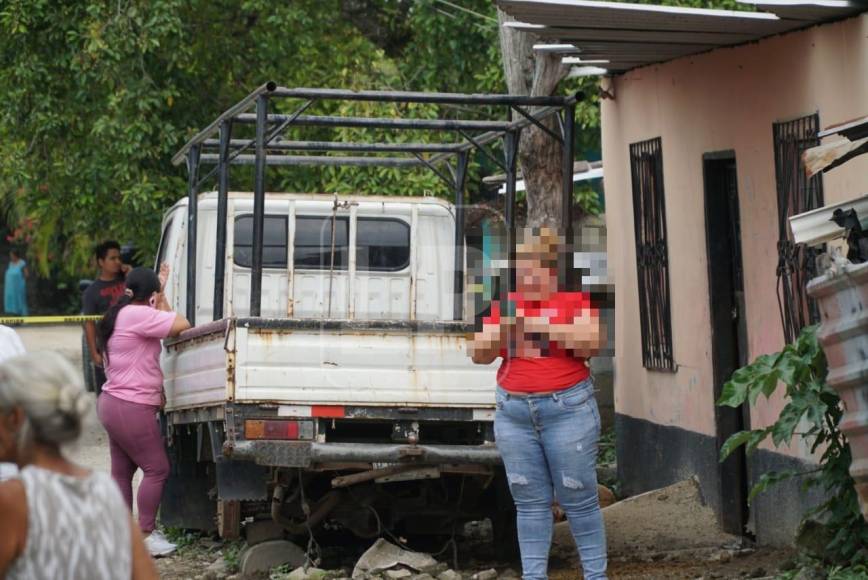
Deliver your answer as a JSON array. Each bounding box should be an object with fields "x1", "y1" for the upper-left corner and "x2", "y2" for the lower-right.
[
  {"x1": 158, "y1": 263, "x2": 170, "y2": 291},
  {"x1": 521, "y1": 315, "x2": 550, "y2": 335},
  {"x1": 151, "y1": 292, "x2": 171, "y2": 312}
]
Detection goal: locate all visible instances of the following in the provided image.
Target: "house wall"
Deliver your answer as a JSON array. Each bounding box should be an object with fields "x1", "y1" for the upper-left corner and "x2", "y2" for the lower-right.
[{"x1": 603, "y1": 14, "x2": 868, "y2": 544}]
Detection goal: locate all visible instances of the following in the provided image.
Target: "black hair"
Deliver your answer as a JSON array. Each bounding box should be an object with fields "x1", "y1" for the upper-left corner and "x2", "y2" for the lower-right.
[
  {"x1": 95, "y1": 240, "x2": 121, "y2": 261},
  {"x1": 9, "y1": 249, "x2": 20, "y2": 259},
  {"x1": 97, "y1": 267, "x2": 161, "y2": 364}
]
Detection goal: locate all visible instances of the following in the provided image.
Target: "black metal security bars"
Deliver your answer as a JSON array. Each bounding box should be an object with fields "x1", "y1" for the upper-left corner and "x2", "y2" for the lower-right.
[
  {"x1": 173, "y1": 83, "x2": 581, "y2": 323},
  {"x1": 773, "y1": 114, "x2": 824, "y2": 344},
  {"x1": 630, "y1": 137, "x2": 675, "y2": 372}
]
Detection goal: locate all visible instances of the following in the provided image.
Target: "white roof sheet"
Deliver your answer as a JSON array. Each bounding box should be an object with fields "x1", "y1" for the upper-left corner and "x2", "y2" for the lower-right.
[{"x1": 497, "y1": 0, "x2": 866, "y2": 73}]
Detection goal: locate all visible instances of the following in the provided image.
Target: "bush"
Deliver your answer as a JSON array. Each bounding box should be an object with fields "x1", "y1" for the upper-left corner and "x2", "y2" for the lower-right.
[{"x1": 717, "y1": 325, "x2": 868, "y2": 565}]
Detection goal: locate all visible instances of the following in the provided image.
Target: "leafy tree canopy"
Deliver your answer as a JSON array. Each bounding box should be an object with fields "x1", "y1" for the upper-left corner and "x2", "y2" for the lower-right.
[{"x1": 0, "y1": 0, "x2": 740, "y2": 279}]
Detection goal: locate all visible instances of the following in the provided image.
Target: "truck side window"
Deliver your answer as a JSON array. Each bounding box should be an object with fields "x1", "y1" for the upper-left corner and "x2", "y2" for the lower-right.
[
  {"x1": 234, "y1": 215, "x2": 288, "y2": 268},
  {"x1": 295, "y1": 216, "x2": 349, "y2": 270},
  {"x1": 356, "y1": 218, "x2": 410, "y2": 272}
]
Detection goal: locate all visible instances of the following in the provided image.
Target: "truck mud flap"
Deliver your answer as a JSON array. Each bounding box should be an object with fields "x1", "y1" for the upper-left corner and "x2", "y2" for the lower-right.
[
  {"x1": 162, "y1": 447, "x2": 217, "y2": 532},
  {"x1": 206, "y1": 421, "x2": 269, "y2": 501},
  {"x1": 225, "y1": 440, "x2": 501, "y2": 468},
  {"x1": 217, "y1": 460, "x2": 268, "y2": 501}
]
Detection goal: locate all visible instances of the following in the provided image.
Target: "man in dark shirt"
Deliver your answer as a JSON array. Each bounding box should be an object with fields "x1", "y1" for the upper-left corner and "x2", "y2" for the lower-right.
[{"x1": 82, "y1": 240, "x2": 130, "y2": 392}]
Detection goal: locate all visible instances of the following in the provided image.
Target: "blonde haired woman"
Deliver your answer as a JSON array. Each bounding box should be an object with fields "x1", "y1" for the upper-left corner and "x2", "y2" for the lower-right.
[
  {"x1": 0, "y1": 352, "x2": 158, "y2": 579},
  {"x1": 469, "y1": 227, "x2": 608, "y2": 580}
]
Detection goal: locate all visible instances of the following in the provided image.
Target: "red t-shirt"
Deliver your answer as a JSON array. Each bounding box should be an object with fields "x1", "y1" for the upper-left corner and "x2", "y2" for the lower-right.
[{"x1": 483, "y1": 292, "x2": 594, "y2": 392}]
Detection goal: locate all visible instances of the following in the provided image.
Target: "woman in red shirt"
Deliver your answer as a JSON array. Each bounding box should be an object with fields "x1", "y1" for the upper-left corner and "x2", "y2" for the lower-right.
[{"x1": 469, "y1": 227, "x2": 607, "y2": 580}]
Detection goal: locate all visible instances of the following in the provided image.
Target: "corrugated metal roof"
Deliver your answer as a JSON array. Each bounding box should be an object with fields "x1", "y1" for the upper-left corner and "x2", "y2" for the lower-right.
[
  {"x1": 497, "y1": 0, "x2": 866, "y2": 74},
  {"x1": 803, "y1": 114, "x2": 868, "y2": 176},
  {"x1": 818, "y1": 115, "x2": 868, "y2": 141},
  {"x1": 746, "y1": 0, "x2": 863, "y2": 21}
]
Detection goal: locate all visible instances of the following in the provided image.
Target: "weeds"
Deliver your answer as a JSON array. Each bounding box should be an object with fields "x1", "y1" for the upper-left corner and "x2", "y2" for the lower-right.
[
  {"x1": 598, "y1": 427, "x2": 616, "y2": 466},
  {"x1": 161, "y1": 527, "x2": 200, "y2": 552},
  {"x1": 223, "y1": 541, "x2": 244, "y2": 573},
  {"x1": 775, "y1": 554, "x2": 868, "y2": 580}
]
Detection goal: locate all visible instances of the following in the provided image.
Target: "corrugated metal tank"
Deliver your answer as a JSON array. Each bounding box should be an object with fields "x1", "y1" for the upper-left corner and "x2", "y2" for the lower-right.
[{"x1": 808, "y1": 261, "x2": 868, "y2": 520}]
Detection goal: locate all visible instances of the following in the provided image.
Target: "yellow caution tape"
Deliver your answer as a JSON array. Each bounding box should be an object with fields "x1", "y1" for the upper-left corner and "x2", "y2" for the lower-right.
[{"x1": 0, "y1": 315, "x2": 102, "y2": 325}]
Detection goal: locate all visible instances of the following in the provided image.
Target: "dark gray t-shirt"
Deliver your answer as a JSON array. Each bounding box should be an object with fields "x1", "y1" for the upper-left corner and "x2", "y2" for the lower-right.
[{"x1": 82, "y1": 277, "x2": 125, "y2": 315}]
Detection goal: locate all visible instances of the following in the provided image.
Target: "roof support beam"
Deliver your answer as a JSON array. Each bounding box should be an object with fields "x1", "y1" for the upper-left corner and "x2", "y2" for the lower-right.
[
  {"x1": 269, "y1": 86, "x2": 572, "y2": 107},
  {"x1": 199, "y1": 154, "x2": 425, "y2": 168},
  {"x1": 234, "y1": 113, "x2": 513, "y2": 132},
  {"x1": 510, "y1": 105, "x2": 563, "y2": 144},
  {"x1": 200, "y1": 139, "x2": 462, "y2": 154}
]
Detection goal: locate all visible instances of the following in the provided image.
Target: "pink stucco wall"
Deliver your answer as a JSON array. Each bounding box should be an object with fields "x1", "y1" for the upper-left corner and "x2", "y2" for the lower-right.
[{"x1": 603, "y1": 15, "x2": 868, "y2": 459}]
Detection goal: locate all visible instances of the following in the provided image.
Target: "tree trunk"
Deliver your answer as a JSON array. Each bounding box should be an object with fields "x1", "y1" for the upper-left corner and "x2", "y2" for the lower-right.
[{"x1": 497, "y1": 9, "x2": 573, "y2": 229}]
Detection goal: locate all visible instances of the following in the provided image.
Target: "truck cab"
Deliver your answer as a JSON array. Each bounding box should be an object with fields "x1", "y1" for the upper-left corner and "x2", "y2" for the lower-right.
[{"x1": 158, "y1": 192, "x2": 467, "y2": 324}]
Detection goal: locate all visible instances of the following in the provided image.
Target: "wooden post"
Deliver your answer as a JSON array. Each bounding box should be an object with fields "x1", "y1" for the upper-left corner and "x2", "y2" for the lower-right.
[{"x1": 217, "y1": 499, "x2": 241, "y2": 540}]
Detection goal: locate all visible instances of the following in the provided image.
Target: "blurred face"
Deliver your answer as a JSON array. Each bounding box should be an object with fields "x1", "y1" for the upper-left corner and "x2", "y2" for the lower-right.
[
  {"x1": 98, "y1": 248, "x2": 122, "y2": 276},
  {"x1": 515, "y1": 253, "x2": 558, "y2": 300}
]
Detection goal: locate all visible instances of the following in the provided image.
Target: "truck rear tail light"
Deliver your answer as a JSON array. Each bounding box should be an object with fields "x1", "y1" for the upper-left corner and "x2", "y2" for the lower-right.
[
  {"x1": 245, "y1": 419, "x2": 300, "y2": 440},
  {"x1": 311, "y1": 405, "x2": 345, "y2": 418},
  {"x1": 277, "y1": 405, "x2": 346, "y2": 419}
]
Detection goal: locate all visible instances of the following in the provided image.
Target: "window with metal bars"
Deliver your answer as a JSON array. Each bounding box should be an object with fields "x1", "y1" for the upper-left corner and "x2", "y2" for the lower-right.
[
  {"x1": 773, "y1": 114, "x2": 824, "y2": 344},
  {"x1": 630, "y1": 137, "x2": 675, "y2": 371}
]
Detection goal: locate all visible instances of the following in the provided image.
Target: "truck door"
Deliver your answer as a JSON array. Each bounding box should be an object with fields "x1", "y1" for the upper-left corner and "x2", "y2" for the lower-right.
[{"x1": 155, "y1": 208, "x2": 184, "y2": 313}]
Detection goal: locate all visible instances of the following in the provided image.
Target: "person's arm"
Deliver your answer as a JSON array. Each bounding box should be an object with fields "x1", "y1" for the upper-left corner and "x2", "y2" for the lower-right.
[
  {"x1": 467, "y1": 321, "x2": 503, "y2": 365},
  {"x1": 129, "y1": 515, "x2": 159, "y2": 580},
  {"x1": 0, "y1": 481, "x2": 27, "y2": 577},
  {"x1": 82, "y1": 288, "x2": 103, "y2": 366},
  {"x1": 467, "y1": 302, "x2": 511, "y2": 364},
  {"x1": 167, "y1": 313, "x2": 191, "y2": 338},
  {"x1": 152, "y1": 293, "x2": 191, "y2": 337},
  {"x1": 523, "y1": 310, "x2": 605, "y2": 357},
  {"x1": 84, "y1": 321, "x2": 102, "y2": 367}
]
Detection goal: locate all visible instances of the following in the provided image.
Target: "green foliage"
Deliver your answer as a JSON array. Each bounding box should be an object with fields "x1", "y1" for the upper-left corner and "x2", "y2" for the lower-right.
[
  {"x1": 161, "y1": 526, "x2": 201, "y2": 551},
  {"x1": 0, "y1": 0, "x2": 506, "y2": 278},
  {"x1": 1, "y1": 0, "x2": 736, "y2": 282},
  {"x1": 776, "y1": 555, "x2": 868, "y2": 580},
  {"x1": 223, "y1": 541, "x2": 243, "y2": 573},
  {"x1": 598, "y1": 426, "x2": 617, "y2": 466},
  {"x1": 718, "y1": 325, "x2": 868, "y2": 565}
]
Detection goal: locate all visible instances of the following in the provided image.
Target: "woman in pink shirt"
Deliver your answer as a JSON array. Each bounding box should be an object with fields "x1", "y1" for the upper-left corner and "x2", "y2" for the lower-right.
[{"x1": 96, "y1": 266, "x2": 190, "y2": 557}]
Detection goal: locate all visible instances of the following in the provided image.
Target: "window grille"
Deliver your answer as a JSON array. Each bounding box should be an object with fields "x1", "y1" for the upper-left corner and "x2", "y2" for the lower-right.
[
  {"x1": 773, "y1": 114, "x2": 824, "y2": 344},
  {"x1": 630, "y1": 137, "x2": 675, "y2": 371}
]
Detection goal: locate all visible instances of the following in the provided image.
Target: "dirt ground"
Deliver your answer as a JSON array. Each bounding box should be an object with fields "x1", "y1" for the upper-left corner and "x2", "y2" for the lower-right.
[
  {"x1": 23, "y1": 325, "x2": 796, "y2": 579},
  {"x1": 149, "y1": 531, "x2": 794, "y2": 580}
]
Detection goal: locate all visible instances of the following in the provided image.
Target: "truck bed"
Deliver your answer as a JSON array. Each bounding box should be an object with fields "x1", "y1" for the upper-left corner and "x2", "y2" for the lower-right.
[{"x1": 162, "y1": 318, "x2": 498, "y2": 411}]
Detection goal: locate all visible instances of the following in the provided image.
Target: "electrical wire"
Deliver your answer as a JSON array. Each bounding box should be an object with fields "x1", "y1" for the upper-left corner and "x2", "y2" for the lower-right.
[{"x1": 297, "y1": 468, "x2": 323, "y2": 570}]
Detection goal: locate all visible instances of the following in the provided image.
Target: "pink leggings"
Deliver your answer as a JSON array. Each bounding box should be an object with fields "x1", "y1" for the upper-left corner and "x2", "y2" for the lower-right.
[{"x1": 97, "y1": 393, "x2": 169, "y2": 533}]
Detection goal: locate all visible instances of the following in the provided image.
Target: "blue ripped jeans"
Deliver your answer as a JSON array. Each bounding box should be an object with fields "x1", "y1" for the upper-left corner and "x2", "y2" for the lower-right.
[{"x1": 494, "y1": 379, "x2": 607, "y2": 580}]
